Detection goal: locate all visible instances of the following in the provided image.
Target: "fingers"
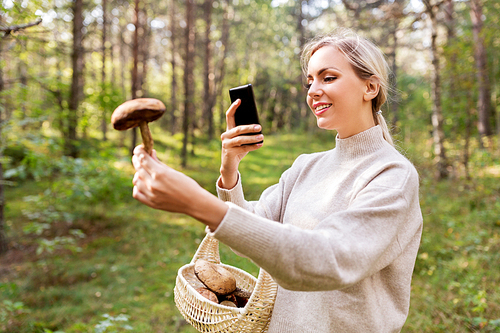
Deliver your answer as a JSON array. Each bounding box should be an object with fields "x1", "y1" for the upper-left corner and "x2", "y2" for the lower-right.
[
  {"x1": 133, "y1": 144, "x2": 146, "y2": 156},
  {"x1": 133, "y1": 167, "x2": 152, "y2": 194},
  {"x1": 151, "y1": 149, "x2": 159, "y2": 162},
  {"x1": 133, "y1": 145, "x2": 158, "y2": 161},
  {"x1": 221, "y1": 131, "x2": 264, "y2": 149},
  {"x1": 221, "y1": 124, "x2": 262, "y2": 141},
  {"x1": 224, "y1": 100, "x2": 262, "y2": 136},
  {"x1": 132, "y1": 153, "x2": 141, "y2": 170},
  {"x1": 132, "y1": 163, "x2": 167, "y2": 210},
  {"x1": 133, "y1": 146, "x2": 166, "y2": 175},
  {"x1": 223, "y1": 99, "x2": 263, "y2": 147},
  {"x1": 132, "y1": 185, "x2": 146, "y2": 203},
  {"x1": 133, "y1": 146, "x2": 161, "y2": 171},
  {"x1": 132, "y1": 153, "x2": 152, "y2": 174},
  {"x1": 133, "y1": 181, "x2": 159, "y2": 209},
  {"x1": 225, "y1": 99, "x2": 240, "y2": 130}
]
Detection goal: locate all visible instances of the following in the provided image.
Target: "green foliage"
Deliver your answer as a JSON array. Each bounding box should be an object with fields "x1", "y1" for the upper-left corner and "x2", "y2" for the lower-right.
[
  {"x1": 1, "y1": 130, "x2": 499, "y2": 333},
  {"x1": 82, "y1": 82, "x2": 126, "y2": 136},
  {"x1": 4, "y1": 134, "x2": 132, "y2": 258},
  {"x1": 0, "y1": 300, "x2": 29, "y2": 324},
  {"x1": 36, "y1": 236, "x2": 82, "y2": 256},
  {"x1": 94, "y1": 314, "x2": 132, "y2": 333},
  {"x1": 0, "y1": 282, "x2": 30, "y2": 333},
  {"x1": 405, "y1": 139, "x2": 500, "y2": 331},
  {"x1": 2, "y1": 1, "x2": 500, "y2": 332},
  {"x1": 10, "y1": 148, "x2": 131, "y2": 208},
  {"x1": 18, "y1": 154, "x2": 131, "y2": 254}
]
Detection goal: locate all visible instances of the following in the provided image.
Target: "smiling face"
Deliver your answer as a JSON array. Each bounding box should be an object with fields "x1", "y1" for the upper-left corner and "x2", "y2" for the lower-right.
[{"x1": 306, "y1": 46, "x2": 377, "y2": 138}]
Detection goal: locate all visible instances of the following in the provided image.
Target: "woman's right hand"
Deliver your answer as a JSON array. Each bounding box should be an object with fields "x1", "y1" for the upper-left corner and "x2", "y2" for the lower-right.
[{"x1": 220, "y1": 99, "x2": 264, "y2": 189}]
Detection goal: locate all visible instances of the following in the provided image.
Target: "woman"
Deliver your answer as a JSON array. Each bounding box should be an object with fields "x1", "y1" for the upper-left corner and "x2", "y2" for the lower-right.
[{"x1": 132, "y1": 29, "x2": 422, "y2": 332}]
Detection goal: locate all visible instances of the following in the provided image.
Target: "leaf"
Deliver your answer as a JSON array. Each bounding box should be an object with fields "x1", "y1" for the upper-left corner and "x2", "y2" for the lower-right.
[
  {"x1": 113, "y1": 314, "x2": 129, "y2": 321},
  {"x1": 3, "y1": 168, "x2": 20, "y2": 179},
  {"x1": 490, "y1": 319, "x2": 500, "y2": 327}
]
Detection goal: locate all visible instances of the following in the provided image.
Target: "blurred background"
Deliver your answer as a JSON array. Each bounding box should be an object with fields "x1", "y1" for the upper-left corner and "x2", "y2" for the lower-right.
[{"x1": 0, "y1": 0, "x2": 499, "y2": 332}]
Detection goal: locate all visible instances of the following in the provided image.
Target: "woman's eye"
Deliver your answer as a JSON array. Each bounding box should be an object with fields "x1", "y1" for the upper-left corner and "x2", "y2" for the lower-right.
[
  {"x1": 324, "y1": 76, "x2": 337, "y2": 82},
  {"x1": 304, "y1": 82, "x2": 312, "y2": 90}
]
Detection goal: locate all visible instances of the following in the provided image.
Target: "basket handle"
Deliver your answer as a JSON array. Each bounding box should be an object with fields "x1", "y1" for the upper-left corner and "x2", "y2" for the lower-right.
[
  {"x1": 248, "y1": 268, "x2": 277, "y2": 303},
  {"x1": 190, "y1": 234, "x2": 221, "y2": 264}
]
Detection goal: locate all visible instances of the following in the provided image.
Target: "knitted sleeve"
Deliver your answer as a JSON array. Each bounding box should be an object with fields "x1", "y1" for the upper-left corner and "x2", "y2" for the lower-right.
[
  {"x1": 211, "y1": 161, "x2": 422, "y2": 291},
  {"x1": 216, "y1": 154, "x2": 309, "y2": 223}
]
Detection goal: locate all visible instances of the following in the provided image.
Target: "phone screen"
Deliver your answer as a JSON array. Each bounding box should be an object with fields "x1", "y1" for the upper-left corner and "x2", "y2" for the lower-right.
[
  {"x1": 229, "y1": 84, "x2": 263, "y2": 143},
  {"x1": 229, "y1": 84, "x2": 261, "y2": 128}
]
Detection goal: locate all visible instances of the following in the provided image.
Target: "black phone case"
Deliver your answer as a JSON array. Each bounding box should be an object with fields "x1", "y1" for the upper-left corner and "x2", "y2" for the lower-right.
[{"x1": 229, "y1": 84, "x2": 262, "y2": 137}]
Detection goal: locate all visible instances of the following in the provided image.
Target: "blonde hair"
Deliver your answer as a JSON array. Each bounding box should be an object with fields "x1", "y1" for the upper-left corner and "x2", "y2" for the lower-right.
[{"x1": 301, "y1": 29, "x2": 394, "y2": 146}]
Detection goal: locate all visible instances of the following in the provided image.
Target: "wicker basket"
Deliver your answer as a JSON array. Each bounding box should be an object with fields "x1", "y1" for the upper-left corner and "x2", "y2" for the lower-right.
[{"x1": 174, "y1": 234, "x2": 277, "y2": 333}]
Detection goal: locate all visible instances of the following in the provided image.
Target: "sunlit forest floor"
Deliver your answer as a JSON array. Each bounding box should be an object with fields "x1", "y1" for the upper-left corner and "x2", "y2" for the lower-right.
[{"x1": 1, "y1": 129, "x2": 499, "y2": 333}]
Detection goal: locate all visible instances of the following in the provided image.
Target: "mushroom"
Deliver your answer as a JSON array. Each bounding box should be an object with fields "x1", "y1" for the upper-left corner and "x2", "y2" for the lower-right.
[
  {"x1": 194, "y1": 259, "x2": 237, "y2": 296},
  {"x1": 195, "y1": 287, "x2": 219, "y2": 304},
  {"x1": 219, "y1": 293, "x2": 238, "y2": 305},
  {"x1": 111, "y1": 98, "x2": 166, "y2": 155},
  {"x1": 220, "y1": 300, "x2": 237, "y2": 308},
  {"x1": 233, "y1": 287, "x2": 252, "y2": 307}
]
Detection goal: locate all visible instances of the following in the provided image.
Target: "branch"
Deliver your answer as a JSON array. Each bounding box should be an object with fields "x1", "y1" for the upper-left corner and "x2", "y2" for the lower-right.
[
  {"x1": 422, "y1": 0, "x2": 447, "y2": 13},
  {"x1": 1, "y1": 18, "x2": 42, "y2": 37},
  {"x1": 407, "y1": 11, "x2": 426, "y2": 27},
  {"x1": 341, "y1": 0, "x2": 385, "y2": 12},
  {"x1": 341, "y1": 0, "x2": 357, "y2": 11}
]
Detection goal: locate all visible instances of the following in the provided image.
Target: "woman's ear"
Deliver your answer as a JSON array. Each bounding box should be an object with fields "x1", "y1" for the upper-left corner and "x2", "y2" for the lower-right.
[{"x1": 363, "y1": 76, "x2": 381, "y2": 102}]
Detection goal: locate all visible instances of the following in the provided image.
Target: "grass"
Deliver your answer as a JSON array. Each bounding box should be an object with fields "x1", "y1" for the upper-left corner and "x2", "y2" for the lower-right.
[{"x1": 1, "y1": 129, "x2": 500, "y2": 332}]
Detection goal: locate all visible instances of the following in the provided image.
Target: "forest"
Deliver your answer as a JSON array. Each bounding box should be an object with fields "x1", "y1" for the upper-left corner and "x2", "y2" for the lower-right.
[{"x1": 1, "y1": 0, "x2": 499, "y2": 332}]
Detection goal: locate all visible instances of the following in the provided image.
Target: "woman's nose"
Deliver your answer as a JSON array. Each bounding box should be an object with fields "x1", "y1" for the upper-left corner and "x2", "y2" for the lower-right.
[{"x1": 307, "y1": 81, "x2": 322, "y2": 99}]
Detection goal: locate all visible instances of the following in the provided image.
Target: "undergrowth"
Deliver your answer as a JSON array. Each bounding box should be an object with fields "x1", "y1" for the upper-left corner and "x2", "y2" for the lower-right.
[{"x1": 1, "y1": 130, "x2": 499, "y2": 332}]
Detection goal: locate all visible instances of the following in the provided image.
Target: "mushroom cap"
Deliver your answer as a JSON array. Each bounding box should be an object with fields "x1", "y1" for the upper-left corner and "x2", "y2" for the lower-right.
[
  {"x1": 195, "y1": 287, "x2": 219, "y2": 304},
  {"x1": 111, "y1": 98, "x2": 166, "y2": 130},
  {"x1": 220, "y1": 300, "x2": 237, "y2": 308},
  {"x1": 194, "y1": 259, "x2": 237, "y2": 296}
]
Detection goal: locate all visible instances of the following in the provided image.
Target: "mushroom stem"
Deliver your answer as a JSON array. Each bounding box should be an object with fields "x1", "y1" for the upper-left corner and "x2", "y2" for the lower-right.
[{"x1": 139, "y1": 121, "x2": 153, "y2": 155}]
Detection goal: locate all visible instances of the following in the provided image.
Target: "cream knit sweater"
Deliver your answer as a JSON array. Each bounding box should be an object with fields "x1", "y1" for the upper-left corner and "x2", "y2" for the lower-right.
[{"x1": 211, "y1": 125, "x2": 423, "y2": 332}]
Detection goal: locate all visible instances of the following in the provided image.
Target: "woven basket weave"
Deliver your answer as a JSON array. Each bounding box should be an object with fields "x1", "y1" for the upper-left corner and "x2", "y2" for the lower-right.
[{"x1": 174, "y1": 234, "x2": 277, "y2": 332}]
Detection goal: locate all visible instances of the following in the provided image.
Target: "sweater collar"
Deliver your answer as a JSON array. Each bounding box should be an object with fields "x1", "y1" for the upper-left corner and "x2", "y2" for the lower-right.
[{"x1": 334, "y1": 125, "x2": 387, "y2": 161}]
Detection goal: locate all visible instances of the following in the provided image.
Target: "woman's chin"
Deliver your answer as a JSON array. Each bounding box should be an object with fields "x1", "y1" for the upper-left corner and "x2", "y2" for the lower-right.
[{"x1": 316, "y1": 119, "x2": 335, "y2": 131}]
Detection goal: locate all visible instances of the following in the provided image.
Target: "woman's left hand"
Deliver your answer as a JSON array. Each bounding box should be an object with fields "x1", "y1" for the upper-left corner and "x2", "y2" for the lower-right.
[{"x1": 132, "y1": 145, "x2": 228, "y2": 230}]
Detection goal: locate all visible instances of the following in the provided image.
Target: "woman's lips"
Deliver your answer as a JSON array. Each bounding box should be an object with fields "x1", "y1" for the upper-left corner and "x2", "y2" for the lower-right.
[{"x1": 314, "y1": 103, "x2": 332, "y2": 115}]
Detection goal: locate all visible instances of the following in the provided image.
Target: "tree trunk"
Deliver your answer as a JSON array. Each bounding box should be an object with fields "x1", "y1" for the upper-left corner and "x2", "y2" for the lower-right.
[
  {"x1": 389, "y1": 21, "x2": 399, "y2": 127},
  {"x1": 215, "y1": 0, "x2": 231, "y2": 133},
  {"x1": 181, "y1": 0, "x2": 196, "y2": 167},
  {"x1": 169, "y1": 0, "x2": 178, "y2": 134},
  {"x1": 17, "y1": 39, "x2": 28, "y2": 123},
  {"x1": 202, "y1": 0, "x2": 215, "y2": 140},
  {"x1": 444, "y1": 0, "x2": 456, "y2": 95},
  {"x1": 131, "y1": 0, "x2": 140, "y2": 100},
  {"x1": 141, "y1": 3, "x2": 150, "y2": 97},
  {"x1": 444, "y1": 0, "x2": 462, "y2": 138},
  {"x1": 119, "y1": 22, "x2": 127, "y2": 100},
  {"x1": 66, "y1": 0, "x2": 84, "y2": 158},
  {"x1": 130, "y1": 0, "x2": 140, "y2": 156},
  {"x1": 294, "y1": 0, "x2": 308, "y2": 129},
  {"x1": 0, "y1": 38, "x2": 7, "y2": 255},
  {"x1": 110, "y1": 12, "x2": 116, "y2": 87},
  {"x1": 101, "y1": 0, "x2": 108, "y2": 141},
  {"x1": 424, "y1": 0, "x2": 449, "y2": 179},
  {"x1": 464, "y1": 91, "x2": 473, "y2": 180},
  {"x1": 469, "y1": 0, "x2": 493, "y2": 139},
  {"x1": 0, "y1": 158, "x2": 5, "y2": 254}
]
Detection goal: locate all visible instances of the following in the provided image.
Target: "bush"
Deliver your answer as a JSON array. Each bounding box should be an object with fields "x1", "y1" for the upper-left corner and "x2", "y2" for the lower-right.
[{"x1": 16, "y1": 145, "x2": 133, "y2": 256}]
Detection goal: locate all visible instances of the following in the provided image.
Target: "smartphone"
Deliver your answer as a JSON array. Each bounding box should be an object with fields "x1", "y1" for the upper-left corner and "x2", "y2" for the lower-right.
[{"x1": 229, "y1": 84, "x2": 263, "y2": 144}]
